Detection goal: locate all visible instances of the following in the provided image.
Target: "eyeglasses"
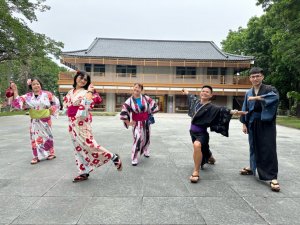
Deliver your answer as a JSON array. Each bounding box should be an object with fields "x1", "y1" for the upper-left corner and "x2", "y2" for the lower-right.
[{"x1": 249, "y1": 74, "x2": 262, "y2": 79}]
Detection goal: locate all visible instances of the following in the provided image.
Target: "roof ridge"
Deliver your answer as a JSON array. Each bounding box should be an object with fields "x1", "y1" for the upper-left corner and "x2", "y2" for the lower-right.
[
  {"x1": 62, "y1": 49, "x2": 87, "y2": 54},
  {"x1": 209, "y1": 42, "x2": 229, "y2": 58},
  {"x1": 94, "y1": 37, "x2": 213, "y2": 44},
  {"x1": 85, "y1": 38, "x2": 99, "y2": 54},
  {"x1": 224, "y1": 52, "x2": 254, "y2": 59}
]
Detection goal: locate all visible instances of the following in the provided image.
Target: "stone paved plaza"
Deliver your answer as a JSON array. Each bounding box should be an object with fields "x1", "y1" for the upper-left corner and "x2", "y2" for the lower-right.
[{"x1": 0, "y1": 114, "x2": 300, "y2": 225}]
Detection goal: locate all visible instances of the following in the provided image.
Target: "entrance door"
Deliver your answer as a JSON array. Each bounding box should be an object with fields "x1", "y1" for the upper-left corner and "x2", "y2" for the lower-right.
[{"x1": 149, "y1": 95, "x2": 164, "y2": 112}]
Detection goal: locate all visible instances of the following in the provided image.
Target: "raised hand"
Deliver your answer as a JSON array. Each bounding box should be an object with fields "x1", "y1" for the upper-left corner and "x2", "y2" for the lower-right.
[
  {"x1": 88, "y1": 84, "x2": 94, "y2": 92},
  {"x1": 181, "y1": 88, "x2": 189, "y2": 95},
  {"x1": 231, "y1": 109, "x2": 248, "y2": 116}
]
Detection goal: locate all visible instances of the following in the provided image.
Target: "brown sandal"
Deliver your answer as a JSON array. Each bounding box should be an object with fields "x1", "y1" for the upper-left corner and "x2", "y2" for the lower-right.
[
  {"x1": 240, "y1": 167, "x2": 253, "y2": 175},
  {"x1": 47, "y1": 155, "x2": 56, "y2": 160},
  {"x1": 30, "y1": 158, "x2": 40, "y2": 164},
  {"x1": 208, "y1": 156, "x2": 216, "y2": 165},
  {"x1": 270, "y1": 180, "x2": 280, "y2": 192},
  {"x1": 189, "y1": 173, "x2": 200, "y2": 183},
  {"x1": 73, "y1": 174, "x2": 89, "y2": 183}
]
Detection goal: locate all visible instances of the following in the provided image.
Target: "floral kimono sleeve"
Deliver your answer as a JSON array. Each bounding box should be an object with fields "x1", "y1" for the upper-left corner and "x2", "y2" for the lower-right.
[
  {"x1": 46, "y1": 91, "x2": 60, "y2": 117},
  {"x1": 76, "y1": 92, "x2": 102, "y2": 118},
  {"x1": 12, "y1": 94, "x2": 28, "y2": 110}
]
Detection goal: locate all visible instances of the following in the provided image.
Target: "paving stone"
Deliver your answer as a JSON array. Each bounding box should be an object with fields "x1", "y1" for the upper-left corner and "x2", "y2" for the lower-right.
[
  {"x1": 78, "y1": 197, "x2": 142, "y2": 224},
  {"x1": 245, "y1": 197, "x2": 300, "y2": 225},
  {"x1": 12, "y1": 197, "x2": 91, "y2": 224},
  {"x1": 142, "y1": 197, "x2": 205, "y2": 224},
  {"x1": 193, "y1": 197, "x2": 268, "y2": 225},
  {"x1": 0, "y1": 196, "x2": 38, "y2": 224},
  {"x1": 0, "y1": 114, "x2": 299, "y2": 225}
]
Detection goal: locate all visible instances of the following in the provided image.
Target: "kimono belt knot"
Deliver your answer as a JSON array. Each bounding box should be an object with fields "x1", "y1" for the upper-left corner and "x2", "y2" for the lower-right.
[
  {"x1": 29, "y1": 109, "x2": 50, "y2": 119},
  {"x1": 132, "y1": 112, "x2": 148, "y2": 121}
]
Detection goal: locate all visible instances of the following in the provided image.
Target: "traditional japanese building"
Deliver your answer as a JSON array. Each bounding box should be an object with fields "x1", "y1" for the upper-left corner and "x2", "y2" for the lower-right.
[{"x1": 59, "y1": 38, "x2": 254, "y2": 112}]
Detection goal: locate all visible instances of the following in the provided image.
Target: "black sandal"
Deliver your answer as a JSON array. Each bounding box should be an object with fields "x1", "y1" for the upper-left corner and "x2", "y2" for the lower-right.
[
  {"x1": 112, "y1": 154, "x2": 122, "y2": 171},
  {"x1": 73, "y1": 174, "x2": 89, "y2": 183}
]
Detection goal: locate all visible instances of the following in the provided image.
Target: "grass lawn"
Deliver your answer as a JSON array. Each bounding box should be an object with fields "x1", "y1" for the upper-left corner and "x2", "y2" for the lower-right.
[
  {"x1": 0, "y1": 110, "x2": 27, "y2": 117},
  {"x1": 0, "y1": 110, "x2": 117, "y2": 117},
  {"x1": 91, "y1": 111, "x2": 117, "y2": 116},
  {"x1": 276, "y1": 116, "x2": 300, "y2": 129}
]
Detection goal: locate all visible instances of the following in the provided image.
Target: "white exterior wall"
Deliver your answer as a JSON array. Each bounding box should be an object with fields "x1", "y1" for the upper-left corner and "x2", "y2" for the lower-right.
[{"x1": 106, "y1": 93, "x2": 116, "y2": 112}]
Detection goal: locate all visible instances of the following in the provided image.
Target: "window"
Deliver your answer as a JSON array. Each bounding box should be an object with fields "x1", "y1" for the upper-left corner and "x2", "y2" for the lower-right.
[
  {"x1": 207, "y1": 67, "x2": 219, "y2": 75},
  {"x1": 175, "y1": 95, "x2": 188, "y2": 112},
  {"x1": 207, "y1": 67, "x2": 219, "y2": 79},
  {"x1": 94, "y1": 64, "x2": 105, "y2": 76},
  {"x1": 115, "y1": 94, "x2": 131, "y2": 111},
  {"x1": 176, "y1": 67, "x2": 196, "y2": 79},
  {"x1": 84, "y1": 64, "x2": 91, "y2": 72},
  {"x1": 116, "y1": 65, "x2": 137, "y2": 78},
  {"x1": 221, "y1": 68, "x2": 227, "y2": 75}
]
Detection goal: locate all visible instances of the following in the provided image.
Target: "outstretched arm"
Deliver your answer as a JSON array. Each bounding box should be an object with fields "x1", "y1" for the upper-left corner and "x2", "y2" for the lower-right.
[
  {"x1": 230, "y1": 110, "x2": 248, "y2": 116},
  {"x1": 181, "y1": 88, "x2": 189, "y2": 95}
]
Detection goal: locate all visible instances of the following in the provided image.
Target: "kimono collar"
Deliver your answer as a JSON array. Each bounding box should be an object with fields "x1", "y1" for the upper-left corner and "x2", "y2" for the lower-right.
[
  {"x1": 192, "y1": 101, "x2": 211, "y2": 121},
  {"x1": 32, "y1": 90, "x2": 42, "y2": 96},
  {"x1": 132, "y1": 94, "x2": 144, "y2": 112}
]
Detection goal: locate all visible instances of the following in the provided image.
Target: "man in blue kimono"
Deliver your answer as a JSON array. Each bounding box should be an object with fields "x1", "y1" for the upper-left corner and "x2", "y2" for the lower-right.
[{"x1": 240, "y1": 67, "x2": 280, "y2": 192}]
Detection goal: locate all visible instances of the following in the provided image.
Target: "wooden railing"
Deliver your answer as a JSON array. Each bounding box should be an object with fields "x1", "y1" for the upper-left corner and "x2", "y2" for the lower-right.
[{"x1": 58, "y1": 72, "x2": 251, "y2": 85}]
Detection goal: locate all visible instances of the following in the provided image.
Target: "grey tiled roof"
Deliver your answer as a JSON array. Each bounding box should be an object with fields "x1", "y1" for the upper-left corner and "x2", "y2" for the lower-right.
[{"x1": 62, "y1": 38, "x2": 254, "y2": 61}]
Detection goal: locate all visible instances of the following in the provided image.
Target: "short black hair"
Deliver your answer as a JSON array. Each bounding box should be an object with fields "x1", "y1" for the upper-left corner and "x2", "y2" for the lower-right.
[
  {"x1": 28, "y1": 78, "x2": 43, "y2": 90},
  {"x1": 73, "y1": 70, "x2": 91, "y2": 89},
  {"x1": 249, "y1": 67, "x2": 264, "y2": 75},
  {"x1": 202, "y1": 85, "x2": 213, "y2": 93},
  {"x1": 134, "y1": 83, "x2": 144, "y2": 91}
]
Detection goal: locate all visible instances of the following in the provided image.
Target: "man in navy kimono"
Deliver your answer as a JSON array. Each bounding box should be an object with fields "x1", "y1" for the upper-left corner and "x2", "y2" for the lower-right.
[
  {"x1": 240, "y1": 67, "x2": 280, "y2": 192},
  {"x1": 182, "y1": 86, "x2": 245, "y2": 183}
]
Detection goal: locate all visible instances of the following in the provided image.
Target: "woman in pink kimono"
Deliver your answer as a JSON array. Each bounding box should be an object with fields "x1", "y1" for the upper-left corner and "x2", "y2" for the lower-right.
[
  {"x1": 120, "y1": 83, "x2": 159, "y2": 166},
  {"x1": 63, "y1": 71, "x2": 122, "y2": 182},
  {"x1": 11, "y1": 78, "x2": 60, "y2": 164}
]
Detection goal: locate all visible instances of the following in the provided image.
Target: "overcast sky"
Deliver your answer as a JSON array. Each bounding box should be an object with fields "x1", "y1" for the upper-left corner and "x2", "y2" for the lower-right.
[{"x1": 29, "y1": 0, "x2": 264, "y2": 52}]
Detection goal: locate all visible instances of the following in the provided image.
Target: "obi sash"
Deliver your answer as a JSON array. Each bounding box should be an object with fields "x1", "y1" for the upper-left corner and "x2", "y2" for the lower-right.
[
  {"x1": 29, "y1": 109, "x2": 50, "y2": 119},
  {"x1": 190, "y1": 124, "x2": 207, "y2": 133},
  {"x1": 67, "y1": 106, "x2": 79, "y2": 117},
  {"x1": 132, "y1": 112, "x2": 148, "y2": 122}
]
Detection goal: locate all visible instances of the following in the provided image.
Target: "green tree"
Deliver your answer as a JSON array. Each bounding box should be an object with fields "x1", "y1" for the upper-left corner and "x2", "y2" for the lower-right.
[
  {"x1": 221, "y1": 0, "x2": 300, "y2": 109},
  {"x1": 0, "y1": 0, "x2": 63, "y2": 62}
]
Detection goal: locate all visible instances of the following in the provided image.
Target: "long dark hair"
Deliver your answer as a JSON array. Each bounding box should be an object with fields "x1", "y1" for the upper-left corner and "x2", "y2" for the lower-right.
[
  {"x1": 72, "y1": 70, "x2": 91, "y2": 90},
  {"x1": 28, "y1": 78, "x2": 43, "y2": 90}
]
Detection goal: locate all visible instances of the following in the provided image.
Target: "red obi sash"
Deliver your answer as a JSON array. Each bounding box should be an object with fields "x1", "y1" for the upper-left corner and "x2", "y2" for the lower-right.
[
  {"x1": 132, "y1": 112, "x2": 148, "y2": 121},
  {"x1": 67, "y1": 106, "x2": 79, "y2": 117}
]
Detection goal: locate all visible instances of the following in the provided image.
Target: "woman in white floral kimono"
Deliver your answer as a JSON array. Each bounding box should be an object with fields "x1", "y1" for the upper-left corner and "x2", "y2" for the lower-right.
[
  {"x1": 63, "y1": 71, "x2": 122, "y2": 182},
  {"x1": 11, "y1": 78, "x2": 60, "y2": 164},
  {"x1": 120, "y1": 83, "x2": 159, "y2": 166}
]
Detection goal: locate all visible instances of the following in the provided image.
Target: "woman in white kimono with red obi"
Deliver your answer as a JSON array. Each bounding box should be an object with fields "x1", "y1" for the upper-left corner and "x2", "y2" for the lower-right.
[
  {"x1": 63, "y1": 71, "x2": 122, "y2": 182},
  {"x1": 120, "y1": 83, "x2": 159, "y2": 166},
  {"x1": 11, "y1": 78, "x2": 60, "y2": 164}
]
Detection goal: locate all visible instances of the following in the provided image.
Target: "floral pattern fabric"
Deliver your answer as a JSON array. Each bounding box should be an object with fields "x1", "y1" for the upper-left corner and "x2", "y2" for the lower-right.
[
  {"x1": 12, "y1": 90, "x2": 60, "y2": 159},
  {"x1": 63, "y1": 88, "x2": 113, "y2": 175}
]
